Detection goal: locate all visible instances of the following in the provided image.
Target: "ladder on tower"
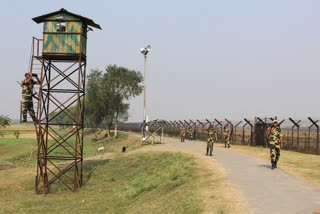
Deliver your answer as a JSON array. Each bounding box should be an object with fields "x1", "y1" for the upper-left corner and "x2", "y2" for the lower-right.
[{"x1": 20, "y1": 37, "x2": 43, "y2": 123}]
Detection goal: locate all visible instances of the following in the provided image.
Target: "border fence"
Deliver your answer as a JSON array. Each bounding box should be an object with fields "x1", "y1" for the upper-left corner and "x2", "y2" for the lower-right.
[{"x1": 114, "y1": 117, "x2": 320, "y2": 155}]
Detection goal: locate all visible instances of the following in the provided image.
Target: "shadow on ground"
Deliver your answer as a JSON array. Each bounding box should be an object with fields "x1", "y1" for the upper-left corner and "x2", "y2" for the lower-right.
[{"x1": 258, "y1": 164, "x2": 272, "y2": 169}]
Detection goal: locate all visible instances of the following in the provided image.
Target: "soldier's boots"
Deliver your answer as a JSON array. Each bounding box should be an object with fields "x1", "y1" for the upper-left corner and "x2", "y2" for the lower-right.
[
  {"x1": 209, "y1": 149, "x2": 213, "y2": 156},
  {"x1": 271, "y1": 161, "x2": 275, "y2": 169},
  {"x1": 206, "y1": 148, "x2": 209, "y2": 156},
  {"x1": 274, "y1": 161, "x2": 277, "y2": 168},
  {"x1": 228, "y1": 144, "x2": 231, "y2": 148},
  {"x1": 22, "y1": 115, "x2": 27, "y2": 123}
]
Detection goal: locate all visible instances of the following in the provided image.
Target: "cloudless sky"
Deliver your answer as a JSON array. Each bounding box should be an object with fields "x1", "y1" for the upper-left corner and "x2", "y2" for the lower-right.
[{"x1": 0, "y1": 0, "x2": 319, "y2": 123}]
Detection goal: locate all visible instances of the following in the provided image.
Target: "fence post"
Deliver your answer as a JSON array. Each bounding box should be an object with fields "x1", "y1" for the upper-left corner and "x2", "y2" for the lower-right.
[
  {"x1": 197, "y1": 120, "x2": 206, "y2": 141},
  {"x1": 215, "y1": 119, "x2": 223, "y2": 141},
  {"x1": 234, "y1": 121, "x2": 242, "y2": 144},
  {"x1": 244, "y1": 118, "x2": 253, "y2": 146},
  {"x1": 308, "y1": 117, "x2": 319, "y2": 154},
  {"x1": 289, "y1": 118, "x2": 301, "y2": 152}
]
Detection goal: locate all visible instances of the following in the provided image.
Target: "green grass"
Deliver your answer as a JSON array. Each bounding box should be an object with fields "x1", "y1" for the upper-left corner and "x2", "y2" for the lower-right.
[
  {"x1": 0, "y1": 127, "x2": 139, "y2": 168},
  {"x1": 84, "y1": 131, "x2": 141, "y2": 155},
  {"x1": 0, "y1": 126, "x2": 247, "y2": 213},
  {"x1": 0, "y1": 130, "x2": 33, "y2": 135},
  {"x1": 0, "y1": 138, "x2": 36, "y2": 165},
  {"x1": 0, "y1": 152, "x2": 202, "y2": 214}
]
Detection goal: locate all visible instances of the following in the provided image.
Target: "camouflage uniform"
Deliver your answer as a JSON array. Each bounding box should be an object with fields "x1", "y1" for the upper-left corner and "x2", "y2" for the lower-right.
[
  {"x1": 180, "y1": 126, "x2": 186, "y2": 142},
  {"x1": 268, "y1": 126, "x2": 281, "y2": 169},
  {"x1": 206, "y1": 126, "x2": 216, "y2": 156},
  {"x1": 188, "y1": 127, "x2": 194, "y2": 140},
  {"x1": 224, "y1": 124, "x2": 232, "y2": 148},
  {"x1": 21, "y1": 77, "x2": 37, "y2": 122}
]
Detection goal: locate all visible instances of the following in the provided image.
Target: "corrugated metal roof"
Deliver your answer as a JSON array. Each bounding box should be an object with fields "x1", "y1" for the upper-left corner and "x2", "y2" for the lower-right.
[{"x1": 32, "y1": 8, "x2": 102, "y2": 30}]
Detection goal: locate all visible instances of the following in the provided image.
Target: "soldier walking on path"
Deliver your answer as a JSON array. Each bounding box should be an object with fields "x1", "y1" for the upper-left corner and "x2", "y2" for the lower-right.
[
  {"x1": 21, "y1": 73, "x2": 41, "y2": 123},
  {"x1": 223, "y1": 123, "x2": 232, "y2": 148},
  {"x1": 206, "y1": 124, "x2": 217, "y2": 156},
  {"x1": 266, "y1": 120, "x2": 283, "y2": 169},
  {"x1": 180, "y1": 126, "x2": 186, "y2": 142}
]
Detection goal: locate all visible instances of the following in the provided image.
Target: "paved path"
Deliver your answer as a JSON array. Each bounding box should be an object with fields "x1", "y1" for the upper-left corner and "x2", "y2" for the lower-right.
[{"x1": 142, "y1": 137, "x2": 320, "y2": 214}]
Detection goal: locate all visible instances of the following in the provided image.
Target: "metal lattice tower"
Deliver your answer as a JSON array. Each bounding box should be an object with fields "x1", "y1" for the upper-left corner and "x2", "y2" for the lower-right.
[{"x1": 31, "y1": 8, "x2": 101, "y2": 193}]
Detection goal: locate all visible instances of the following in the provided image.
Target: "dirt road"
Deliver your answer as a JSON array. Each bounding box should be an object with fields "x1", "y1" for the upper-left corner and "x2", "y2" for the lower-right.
[{"x1": 140, "y1": 137, "x2": 320, "y2": 214}]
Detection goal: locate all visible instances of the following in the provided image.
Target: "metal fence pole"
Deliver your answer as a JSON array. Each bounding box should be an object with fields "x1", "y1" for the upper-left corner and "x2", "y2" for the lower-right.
[
  {"x1": 289, "y1": 118, "x2": 301, "y2": 152},
  {"x1": 308, "y1": 117, "x2": 319, "y2": 154}
]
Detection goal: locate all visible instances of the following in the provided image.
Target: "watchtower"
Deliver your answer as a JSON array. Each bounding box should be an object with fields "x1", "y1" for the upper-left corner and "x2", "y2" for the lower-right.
[{"x1": 31, "y1": 8, "x2": 101, "y2": 193}]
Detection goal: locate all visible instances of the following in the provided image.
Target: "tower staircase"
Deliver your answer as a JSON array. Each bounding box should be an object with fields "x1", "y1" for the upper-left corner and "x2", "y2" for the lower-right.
[{"x1": 20, "y1": 37, "x2": 43, "y2": 123}]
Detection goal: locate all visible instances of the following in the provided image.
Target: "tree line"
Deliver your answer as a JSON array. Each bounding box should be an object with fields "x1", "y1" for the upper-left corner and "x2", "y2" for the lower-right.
[{"x1": 51, "y1": 65, "x2": 143, "y2": 137}]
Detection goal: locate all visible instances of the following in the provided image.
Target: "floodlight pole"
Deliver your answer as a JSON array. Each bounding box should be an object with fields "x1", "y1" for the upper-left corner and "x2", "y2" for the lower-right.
[
  {"x1": 143, "y1": 53, "x2": 147, "y2": 140},
  {"x1": 141, "y1": 45, "x2": 150, "y2": 143}
]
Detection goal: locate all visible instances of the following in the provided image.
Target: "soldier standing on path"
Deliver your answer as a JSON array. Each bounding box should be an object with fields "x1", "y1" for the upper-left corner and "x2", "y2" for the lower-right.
[
  {"x1": 21, "y1": 73, "x2": 41, "y2": 123},
  {"x1": 180, "y1": 126, "x2": 186, "y2": 142},
  {"x1": 206, "y1": 124, "x2": 217, "y2": 156},
  {"x1": 266, "y1": 120, "x2": 283, "y2": 169},
  {"x1": 223, "y1": 123, "x2": 232, "y2": 148},
  {"x1": 188, "y1": 126, "x2": 194, "y2": 140}
]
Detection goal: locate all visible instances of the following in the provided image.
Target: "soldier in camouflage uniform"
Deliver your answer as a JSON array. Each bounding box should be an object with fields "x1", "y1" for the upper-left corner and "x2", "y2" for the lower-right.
[
  {"x1": 21, "y1": 73, "x2": 41, "y2": 123},
  {"x1": 180, "y1": 126, "x2": 186, "y2": 142},
  {"x1": 188, "y1": 126, "x2": 194, "y2": 140},
  {"x1": 223, "y1": 123, "x2": 232, "y2": 148},
  {"x1": 266, "y1": 120, "x2": 282, "y2": 169},
  {"x1": 206, "y1": 124, "x2": 217, "y2": 156}
]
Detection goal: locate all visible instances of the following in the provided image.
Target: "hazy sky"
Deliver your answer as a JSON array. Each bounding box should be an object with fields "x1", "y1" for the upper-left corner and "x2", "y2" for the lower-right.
[{"x1": 1, "y1": 0, "x2": 319, "y2": 122}]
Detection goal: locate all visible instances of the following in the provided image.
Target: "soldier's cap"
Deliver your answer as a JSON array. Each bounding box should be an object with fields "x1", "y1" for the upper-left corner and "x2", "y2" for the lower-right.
[{"x1": 272, "y1": 119, "x2": 278, "y2": 123}]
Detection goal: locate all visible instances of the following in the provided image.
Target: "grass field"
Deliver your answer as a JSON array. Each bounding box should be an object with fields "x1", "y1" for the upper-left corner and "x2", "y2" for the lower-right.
[
  {"x1": 0, "y1": 124, "x2": 248, "y2": 213},
  {"x1": 0, "y1": 152, "x2": 203, "y2": 214},
  {"x1": 2, "y1": 124, "x2": 318, "y2": 212},
  {"x1": 0, "y1": 126, "x2": 140, "y2": 167}
]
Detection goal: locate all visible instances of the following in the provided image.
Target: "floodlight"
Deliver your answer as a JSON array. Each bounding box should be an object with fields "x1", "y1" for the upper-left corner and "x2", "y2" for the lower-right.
[{"x1": 140, "y1": 45, "x2": 151, "y2": 56}]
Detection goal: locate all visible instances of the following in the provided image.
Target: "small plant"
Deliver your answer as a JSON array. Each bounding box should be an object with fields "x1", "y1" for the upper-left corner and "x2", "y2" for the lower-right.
[
  {"x1": 0, "y1": 115, "x2": 11, "y2": 138},
  {"x1": 14, "y1": 130, "x2": 20, "y2": 139}
]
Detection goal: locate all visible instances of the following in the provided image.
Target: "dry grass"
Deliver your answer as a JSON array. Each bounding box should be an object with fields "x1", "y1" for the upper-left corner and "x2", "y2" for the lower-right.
[
  {"x1": 135, "y1": 140, "x2": 249, "y2": 214},
  {"x1": 3, "y1": 133, "x2": 38, "y2": 139},
  {"x1": 192, "y1": 153, "x2": 249, "y2": 214},
  {"x1": 1, "y1": 124, "x2": 36, "y2": 131}
]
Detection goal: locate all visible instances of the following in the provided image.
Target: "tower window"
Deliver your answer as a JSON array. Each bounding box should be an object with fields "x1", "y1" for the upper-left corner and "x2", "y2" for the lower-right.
[{"x1": 56, "y1": 22, "x2": 66, "y2": 32}]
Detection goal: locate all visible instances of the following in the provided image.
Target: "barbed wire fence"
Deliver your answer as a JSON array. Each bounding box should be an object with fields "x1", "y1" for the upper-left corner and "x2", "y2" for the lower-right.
[{"x1": 113, "y1": 117, "x2": 319, "y2": 155}]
